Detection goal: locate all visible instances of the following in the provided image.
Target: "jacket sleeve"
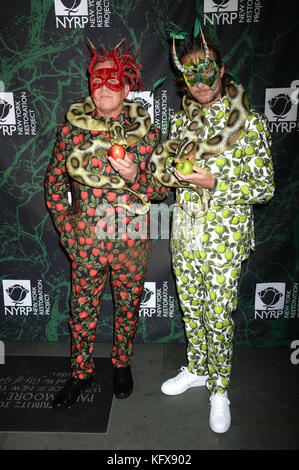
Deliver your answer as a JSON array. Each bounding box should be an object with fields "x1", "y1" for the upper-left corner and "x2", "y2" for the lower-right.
[
  {"x1": 125, "y1": 125, "x2": 169, "y2": 201},
  {"x1": 44, "y1": 124, "x2": 72, "y2": 233},
  {"x1": 211, "y1": 112, "x2": 275, "y2": 206}
]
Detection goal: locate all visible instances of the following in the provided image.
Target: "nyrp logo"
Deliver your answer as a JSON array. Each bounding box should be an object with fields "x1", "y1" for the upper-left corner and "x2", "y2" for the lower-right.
[
  {"x1": 254, "y1": 283, "x2": 286, "y2": 319},
  {"x1": 0, "y1": 92, "x2": 37, "y2": 137},
  {"x1": 0, "y1": 93, "x2": 16, "y2": 135},
  {"x1": 141, "y1": 282, "x2": 156, "y2": 309},
  {"x1": 54, "y1": 0, "x2": 88, "y2": 16},
  {"x1": 2, "y1": 280, "x2": 32, "y2": 315},
  {"x1": 54, "y1": 0, "x2": 111, "y2": 28},
  {"x1": 54, "y1": 0, "x2": 88, "y2": 28},
  {"x1": 204, "y1": 0, "x2": 262, "y2": 25},
  {"x1": 139, "y1": 282, "x2": 156, "y2": 317},
  {"x1": 265, "y1": 82, "x2": 299, "y2": 133},
  {"x1": 2, "y1": 280, "x2": 51, "y2": 316},
  {"x1": 0, "y1": 93, "x2": 15, "y2": 125},
  {"x1": 204, "y1": 0, "x2": 238, "y2": 12}
]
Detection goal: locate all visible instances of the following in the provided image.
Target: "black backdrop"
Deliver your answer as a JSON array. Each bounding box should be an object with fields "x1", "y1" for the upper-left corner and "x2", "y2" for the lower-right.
[{"x1": 0, "y1": 0, "x2": 298, "y2": 346}]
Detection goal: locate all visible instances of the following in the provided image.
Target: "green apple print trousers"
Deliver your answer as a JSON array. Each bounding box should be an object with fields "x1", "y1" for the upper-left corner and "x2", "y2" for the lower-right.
[
  {"x1": 168, "y1": 98, "x2": 275, "y2": 394},
  {"x1": 172, "y1": 240, "x2": 241, "y2": 394}
]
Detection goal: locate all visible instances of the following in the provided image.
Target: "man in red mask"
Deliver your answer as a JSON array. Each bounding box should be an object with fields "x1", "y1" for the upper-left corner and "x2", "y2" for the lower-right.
[{"x1": 45, "y1": 39, "x2": 168, "y2": 409}]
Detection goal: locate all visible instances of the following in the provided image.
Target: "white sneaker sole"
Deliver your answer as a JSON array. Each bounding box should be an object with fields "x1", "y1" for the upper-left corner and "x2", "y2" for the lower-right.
[
  {"x1": 161, "y1": 376, "x2": 208, "y2": 396},
  {"x1": 209, "y1": 419, "x2": 231, "y2": 434}
]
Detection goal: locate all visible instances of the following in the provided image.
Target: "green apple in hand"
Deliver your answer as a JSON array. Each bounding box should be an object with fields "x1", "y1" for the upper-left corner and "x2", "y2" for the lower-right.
[{"x1": 175, "y1": 160, "x2": 194, "y2": 175}]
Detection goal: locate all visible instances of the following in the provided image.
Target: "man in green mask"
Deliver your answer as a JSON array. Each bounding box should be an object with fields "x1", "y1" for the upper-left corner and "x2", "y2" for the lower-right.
[{"x1": 158, "y1": 33, "x2": 275, "y2": 434}]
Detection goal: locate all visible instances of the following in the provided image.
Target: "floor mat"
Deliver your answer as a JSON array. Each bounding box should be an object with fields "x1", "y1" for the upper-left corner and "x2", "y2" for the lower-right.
[{"x1": 0, "y1": 355, "x2": 113, "y2": 433}]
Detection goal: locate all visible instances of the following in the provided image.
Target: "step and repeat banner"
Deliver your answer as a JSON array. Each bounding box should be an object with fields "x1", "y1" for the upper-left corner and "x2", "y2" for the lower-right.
[{"x1": 0, "y1": 0, "x2": 298, "y2": 346}]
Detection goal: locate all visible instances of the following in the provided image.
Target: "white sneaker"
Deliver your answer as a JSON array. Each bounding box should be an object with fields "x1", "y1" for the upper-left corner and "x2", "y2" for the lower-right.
[
  {"x1": 209, "y1": 392, "x2": 231, "y2": 433},
  {"x1": 161, "y1": 366, "x2": 208, "y2": 395}
]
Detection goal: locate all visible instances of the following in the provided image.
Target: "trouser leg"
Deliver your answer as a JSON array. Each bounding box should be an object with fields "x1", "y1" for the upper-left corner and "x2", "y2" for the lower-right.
[
  {"x1": 172, "y1": 249, "x2": 208, "y2": 376},
  {"x1": 201, "y1": 263, "x2": 241, "y2": 394},
  {"x1": 69, "y1": 239, "x2": 152, "y2": 375},
  {"x1": 172, "y1": 244, "x2": 241, "y2": 393},
  {"x1": 69, "y1": 260, "x2": 109, "y2": 379},
  {"x1": 110, "y1": 240, "x2": 152, "y2": 367},
  {"x1": 172, "y1": 249, "x2": 207, "y2": 375}
]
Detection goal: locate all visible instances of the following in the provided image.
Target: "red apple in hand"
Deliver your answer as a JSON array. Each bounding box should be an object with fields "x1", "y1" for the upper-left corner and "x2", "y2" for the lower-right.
[{"x1": 108, "y1": 144, "x2": 126, "y2": 160}]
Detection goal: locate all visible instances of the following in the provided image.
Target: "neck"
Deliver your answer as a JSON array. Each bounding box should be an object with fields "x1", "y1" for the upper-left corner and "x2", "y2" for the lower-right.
[
  {"x1": 94, "y1": 106, "x2": 122, "y2": 119},
  {"x1": 201, "y1": 93, "x2": 222, "y2": 109},
  {"x1": 200, "y1": 85, "x2": 223, "y2": 108}
]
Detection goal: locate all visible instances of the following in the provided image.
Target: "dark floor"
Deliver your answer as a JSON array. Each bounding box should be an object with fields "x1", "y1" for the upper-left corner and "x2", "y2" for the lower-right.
[{"x1": 0, "y1": 341, "x2": 298, "y2": 450}]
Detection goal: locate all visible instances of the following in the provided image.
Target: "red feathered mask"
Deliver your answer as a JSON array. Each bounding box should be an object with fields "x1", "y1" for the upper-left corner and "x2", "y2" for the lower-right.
[{"x1": 88, "y1": 38, "x2": 142, "y2": 93}]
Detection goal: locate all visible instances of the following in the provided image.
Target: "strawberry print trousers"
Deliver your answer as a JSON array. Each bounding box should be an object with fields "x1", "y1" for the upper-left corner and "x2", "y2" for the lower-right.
[{"x1": 68, "y1": 238, "x2": 151, "y2": 379}]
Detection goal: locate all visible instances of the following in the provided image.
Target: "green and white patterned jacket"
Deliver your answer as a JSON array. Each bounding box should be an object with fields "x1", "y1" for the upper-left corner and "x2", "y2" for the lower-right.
[{"x1": 169, "y1": 96, "x2": 275, "y2": 267}]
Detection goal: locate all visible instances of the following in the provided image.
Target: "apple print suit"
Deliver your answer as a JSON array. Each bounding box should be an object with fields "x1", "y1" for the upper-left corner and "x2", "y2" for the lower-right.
[
  {"x1": 45, "y1": 101, "x2": 168, "y2": 379},
  {"x1": 170, "y1": 96, "x2": 275, "y2": 394}
]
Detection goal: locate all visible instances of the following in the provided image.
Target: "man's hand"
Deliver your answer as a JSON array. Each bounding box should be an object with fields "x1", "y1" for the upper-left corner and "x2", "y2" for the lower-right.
[
  {"x1": 108, "y1": 154, "x2": 138, "y2": 181},
  {"x1": 174, "y1": 166, "x2": 215, "y2": 189}
]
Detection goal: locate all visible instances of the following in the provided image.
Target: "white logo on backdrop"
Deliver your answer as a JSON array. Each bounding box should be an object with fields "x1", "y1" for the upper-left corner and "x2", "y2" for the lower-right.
[
  {"x1": 54, "y1": 0, "x2": 88, "y2": 16},
  {"x1": 204, "y1": 0, "x2": 262, "y2": 24},
  {"x1": 0, "y1": 93, "x2": 16, "y2": 126},
  {"x1": 265, "y1": 82, "x2": 299, "y2": 133},
  {"x1": 254, "y1": 282, "x2": 286, "y2": 320},
  {"x1": 204, "y1": 0, "x2": 238, "y2": 13},
  {"x1": 255, "y1": 283, "x2": 285, "y2": 310},
  {"x1": 265, "y1": 88, "x2": 298, "y2": 122},
  {"x1": 140, "y1": 282, "x2": 156, "y2": 309},
  {"x1": 54, "y1": 0, "x2": 111, "y2": 28},
  {"x1": 2, "y1": 280, "x2": 32, "y2": 307}
]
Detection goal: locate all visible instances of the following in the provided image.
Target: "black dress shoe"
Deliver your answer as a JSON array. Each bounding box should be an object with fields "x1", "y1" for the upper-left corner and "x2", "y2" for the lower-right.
[
  {"x1": 113, "y1": 366, "x2": 133, "y2": 399},
  {"x1": 52, "y1": 376, "x2": 94, "y2": 409}
]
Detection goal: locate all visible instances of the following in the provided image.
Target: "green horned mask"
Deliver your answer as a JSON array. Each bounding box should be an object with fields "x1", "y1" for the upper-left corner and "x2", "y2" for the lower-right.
[
  {"x1": 172, "y1": 23, "x2": 220, "y2": 89},
  {"x1": 182, "y1": 57, "x2": 219, "y2": 88}
]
